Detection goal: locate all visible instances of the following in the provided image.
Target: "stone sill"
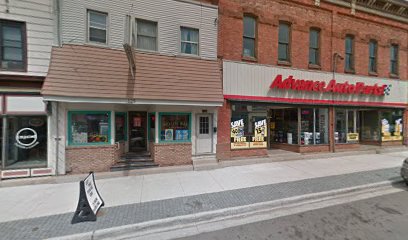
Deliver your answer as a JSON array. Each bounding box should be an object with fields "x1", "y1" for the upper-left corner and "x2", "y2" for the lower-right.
[{"x1": 154, "y1": 142, "x2": 192, "y2": 146}]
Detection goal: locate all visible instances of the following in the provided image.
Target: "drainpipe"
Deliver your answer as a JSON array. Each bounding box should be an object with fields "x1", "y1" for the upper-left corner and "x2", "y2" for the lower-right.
[{"x1": 55, "y1": 102, "x2": 60, "y2": 175}]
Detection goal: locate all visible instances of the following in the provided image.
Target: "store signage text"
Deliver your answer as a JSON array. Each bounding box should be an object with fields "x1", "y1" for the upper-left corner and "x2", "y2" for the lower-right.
[
  {"x1": 270, "y1": 75, "x2": 387, "y2": 96},
  {"x1": 15, "y1": 128, "x2": 39, "y2": 149}
]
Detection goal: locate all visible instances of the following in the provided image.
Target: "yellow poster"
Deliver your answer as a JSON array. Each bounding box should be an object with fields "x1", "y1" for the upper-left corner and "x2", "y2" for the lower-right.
[{"x1": 347, "y1": 133, "x2": 359, "y2": 142}]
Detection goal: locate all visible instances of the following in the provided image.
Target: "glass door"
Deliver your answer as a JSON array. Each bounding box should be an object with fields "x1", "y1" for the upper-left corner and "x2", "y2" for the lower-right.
[{"x1": 129, "y1": 112, "x2": 147, "y2": 152}]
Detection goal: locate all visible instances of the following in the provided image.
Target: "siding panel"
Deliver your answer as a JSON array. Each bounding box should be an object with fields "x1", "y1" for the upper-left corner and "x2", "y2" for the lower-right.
[
  {"x1": 61, "y1": 0, "x2": 218, "y2": 60},
  {"x1": 0, "y1": 0, "x2": 54, "y2": 76}
]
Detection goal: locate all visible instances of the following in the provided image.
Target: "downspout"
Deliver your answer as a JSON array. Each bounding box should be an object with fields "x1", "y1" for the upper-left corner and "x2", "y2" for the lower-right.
[
  {"x1": 55, "y1": 102, "x2": 59, "y2": 176},
  {"x1": 55, "y1": 0, "x2": 62, "y2": 46}
]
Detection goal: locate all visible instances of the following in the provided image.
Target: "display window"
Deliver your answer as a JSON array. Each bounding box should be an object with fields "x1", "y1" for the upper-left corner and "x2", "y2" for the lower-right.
[
  {"x1": 381, "y1": 110, "x2": 403, "y2": 141},
  {"x1": 270, "y1": 108, "x2": 298, "y2": 145},
  {"x1": 2, "y1": 116, "x2": 47, "y2": 169},
  {"x1": 159, "y1": 113, "x2": 191, "y2": 142},
  {"x1": 231, "y1": 104, "x2": 267, "y2": 149},
  {"x1": 361, "y1": 110, "x2": 380, "y2": 142},
  {"x1": 335, "y1": 109, "x2": 359, "y2": 143},
  {"x1": 115, "y1": 112, "x2": 127, "y2": 142},
  {"x1": 301, "y1": 108, "x2": 328, "y2": 145},
  {"x1": 68, "y1": 111, "x2": 111, "y2": 146}
]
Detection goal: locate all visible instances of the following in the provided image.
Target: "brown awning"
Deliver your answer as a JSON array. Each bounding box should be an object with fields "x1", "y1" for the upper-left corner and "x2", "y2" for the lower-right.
[{"x1": 42, "y1": 44, "x2": 223, "y2": 104}]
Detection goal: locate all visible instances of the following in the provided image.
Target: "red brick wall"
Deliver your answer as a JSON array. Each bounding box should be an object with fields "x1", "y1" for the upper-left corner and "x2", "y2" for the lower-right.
[
  {"x1": 151, "y1": 143, "x2": 192, "y2": 166},
  {"x1": 66, "y1": 145, "x2": 119, "y2": 174},
  {"x1": 334, "y1": 143, "x2": 360, "y2": 150},
  {"x1": 218, "y1": 0, "x2": 407, "y2": 79}
]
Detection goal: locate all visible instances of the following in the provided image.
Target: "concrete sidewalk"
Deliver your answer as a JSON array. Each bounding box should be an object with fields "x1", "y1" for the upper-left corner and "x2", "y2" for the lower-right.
[{"x1": 0, "y1": 152, "x2": 406, "y2": 224}]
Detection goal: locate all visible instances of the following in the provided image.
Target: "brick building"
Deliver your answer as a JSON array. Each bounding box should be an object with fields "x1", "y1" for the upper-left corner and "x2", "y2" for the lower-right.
[{"x1": 216, "y1": 0, "x2": 408, "y2": 160}]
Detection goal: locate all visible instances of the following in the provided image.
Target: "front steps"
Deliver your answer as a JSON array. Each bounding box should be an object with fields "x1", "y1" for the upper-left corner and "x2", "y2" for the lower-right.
[
  {"x1": 192, "y1": 154, "x2": 218, "y2": 171},
  {"x1": 110, "y1": 152, "x2": 158, "y2": 172}
]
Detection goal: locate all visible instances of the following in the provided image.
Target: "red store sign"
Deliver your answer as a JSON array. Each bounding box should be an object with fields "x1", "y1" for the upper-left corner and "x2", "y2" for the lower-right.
[{"x1": 270, "y1": 74, "x2": 387, "y2": 96}]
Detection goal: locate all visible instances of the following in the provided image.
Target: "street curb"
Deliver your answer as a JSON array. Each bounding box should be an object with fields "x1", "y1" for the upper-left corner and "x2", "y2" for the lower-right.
[{"x1": 47, "y1": 179, "x2": 404, "y2": 240}]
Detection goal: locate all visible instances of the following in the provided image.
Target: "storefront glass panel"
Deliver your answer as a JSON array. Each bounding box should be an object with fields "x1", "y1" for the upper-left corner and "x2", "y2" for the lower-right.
[
  {"x1": 300, "y1": 108, "x2": 328, "y2": 145},
  {"x1": 381, "y1": 110, "x2": 403, "y2": 141},
  {"x1": 159, "y1": 113, "x2": 191, "y2": 142},
  {"x1": 335, "y1": 109, "x2": 347, "y2": 143},
  {"x1": 68, "y1": 111, "x2": 111, "y2": 145},
  {"x1": 231, "y1": 104, "x2": 268, "y2": 149},
  {"x1": 115, "y1": 112, "x2": 127, "y2": 142},
  {"x1": 270, "y1": 108, "x2": 298, "y2": 145},
  {"x1": 5, "y1": 116, "x2": 47, "y2": 168},
  {"x1": 361, "y1": 110, "x2": 380, "y2": 142}
]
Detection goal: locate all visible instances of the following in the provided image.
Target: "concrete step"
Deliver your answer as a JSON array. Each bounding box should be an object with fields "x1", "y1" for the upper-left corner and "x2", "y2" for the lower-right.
[
  {"x1": 194, "y1": 163, "x2": 219, "y2": 171},
  {"x1": 376, "y1": 146, "x2": 408, "y2": 154},
  {"x1": 110, "y1": 162, "x2": 159, "y2": 172}
]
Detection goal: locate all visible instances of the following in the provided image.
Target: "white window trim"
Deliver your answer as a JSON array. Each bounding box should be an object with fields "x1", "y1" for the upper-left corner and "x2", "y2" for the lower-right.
[
  {"x1": 87, "y1": 9, "x2": 109, "y2": 46},
  {"x1": 180, "y1": 26, "x2": 200, "y2": 56}
]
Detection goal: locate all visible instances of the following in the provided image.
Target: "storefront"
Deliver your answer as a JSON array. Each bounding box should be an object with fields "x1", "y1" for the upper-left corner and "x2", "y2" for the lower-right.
[
  {"x1": 42, "y1": 45, "x2": 223, "y2": 174},
  {"x1": 0, "y1": 95, "x2": 54, "y2": 179},
  {"x1": 218, "y1": 61, "x2": 408, "y2": 159}
]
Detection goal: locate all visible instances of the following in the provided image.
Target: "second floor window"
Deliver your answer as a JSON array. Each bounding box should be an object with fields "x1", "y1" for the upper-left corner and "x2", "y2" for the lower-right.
[
  {"x1": 243, "y1": 16, "x2": 256, "y2": 58},
  {"x1": 368, "y1": 40, "x2": 377, "y2": 73},
  {"x1": 278, "y1": 22, "x2": 291, "y2": 62},
  {"x1": 88, "y1": 10, "x2": 108, "y2": 44},
  {"x1": 390, "y1": 44, "x2": 399, "y2": 76},
  {"x1": 181, "y1": 27, "x2": 199, "y2": 55},
  {"x1": 345, "y1": 35, "x2": 354, "y2": 72},
  {"x1": 309, "y1": 28, "x2": 320, "y2": 65},
  {"x1": 0, "y1": 20, "x2": 25, "y2": 71},
  {"x1": 136, "y1": 19, "x2": 158, "y2": 51}
]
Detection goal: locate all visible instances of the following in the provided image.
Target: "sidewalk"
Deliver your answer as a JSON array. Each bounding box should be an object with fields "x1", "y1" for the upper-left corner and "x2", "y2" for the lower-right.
[{"x1": 0, "y1": 152, "x2": 407, "y2": 240}]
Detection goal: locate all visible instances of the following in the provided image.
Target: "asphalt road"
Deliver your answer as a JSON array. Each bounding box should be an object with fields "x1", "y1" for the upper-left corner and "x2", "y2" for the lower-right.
[{"x1": 177, "y1": 187, "x2": 408, "y2": 240}]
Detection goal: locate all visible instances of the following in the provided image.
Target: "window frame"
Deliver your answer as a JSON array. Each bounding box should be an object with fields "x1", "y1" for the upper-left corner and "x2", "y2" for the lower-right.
[
  {"x1": 278, "y1": 21, "x2": 291, "y2": 63},
  {"x1": 242, "y1": 15, "x2": 257, "y2": 58},
  {"x1": 390, "y1": 44, "x2": 399, "y2": 76},
  {"x1": 67, "y1": 110, "x2": 112, "y2": 146},
  {"x1": 308, "y1": 28, "x2": 320, "y2": 66},
  {"x1": 344, "y1": 35, "x2": 355, "y2": 72},
  {"x1": 87, "y1": 9, "x2": 108, "y2": 45},
  {"x1": 0, "y1": 20, "x2": 27, "y2": 72},
  {"x1": 368, "y1": 40, "x2": 378, "y2": 74},
  {"x1": 135, "y1": 18, "x2": 158, "y2": 52},
  {"x1": 159, "y1": 112, "x2": 192, "y2": 143},
  {"x1": 180, "y1": 26, "x2": 199, "y2": 56}
]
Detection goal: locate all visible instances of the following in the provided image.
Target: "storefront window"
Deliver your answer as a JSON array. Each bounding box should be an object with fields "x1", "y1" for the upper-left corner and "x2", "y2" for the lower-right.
[
  {"x1": 69, "y1": 111, "x2": 111, "y2": 145},
  {"x1": 361, "y1": 110, "x2": 380, "y2": 142},
  {"x1": 5, "y1": 116, "x2": 47, "y2": 168},
  {"x1": 270, "y1": 108, "x2": 298, "y2": 145},
  {"x1": 148, "y1": 113, "x2": 156, "y2": 142},
  {"x1": 300, "y1": 108, "x2": 328, "y2": 145},
  {"x1": 335, "y1": 109, "x2": 360, "y2": 143},
  {"x1": 115, "y1": 112, "x2": 127, "y2": 142},
  {"x1": 159, "y1": 113, "x2": 191, "y2": 142},
  {"x1": 381, "y1": 110, "x2": 403, "y2": 142},
  {"x1": 231, "y1": 104, "x2": 268, "y2": 149}
]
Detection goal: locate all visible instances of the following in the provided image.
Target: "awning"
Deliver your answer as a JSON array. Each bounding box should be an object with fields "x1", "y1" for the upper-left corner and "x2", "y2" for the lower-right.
[{"x1": 42, "y1": 44, "x2": 223, "y2": 105}]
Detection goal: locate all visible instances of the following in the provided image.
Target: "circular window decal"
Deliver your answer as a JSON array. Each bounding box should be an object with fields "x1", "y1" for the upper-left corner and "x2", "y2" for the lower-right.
[{"x1": 15, "y1": 128, "x2": 39, "y2": 149}]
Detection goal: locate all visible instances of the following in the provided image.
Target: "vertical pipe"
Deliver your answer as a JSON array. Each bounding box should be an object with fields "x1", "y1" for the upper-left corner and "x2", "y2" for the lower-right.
[
  {"x1": 55, "y1": 102, "x2": 59, "y2": 175},
  {"x1": 2, "y1": 117, "x2": 7, "y2": 169}
]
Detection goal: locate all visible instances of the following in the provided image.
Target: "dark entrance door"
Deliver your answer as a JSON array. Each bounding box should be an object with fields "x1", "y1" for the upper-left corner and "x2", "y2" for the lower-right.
[{"x1": 129, "y1": 112, "x2": 147, "y2": 152}]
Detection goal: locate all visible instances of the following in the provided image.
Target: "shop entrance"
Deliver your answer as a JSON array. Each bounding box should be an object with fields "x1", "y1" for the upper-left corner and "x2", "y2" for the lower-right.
[
  {"x1": 128, "y1": 112, "x2": 147, "y2": 152},
  {"x1": 196, "y1": 114, "x2": 213, "y2": 154}
]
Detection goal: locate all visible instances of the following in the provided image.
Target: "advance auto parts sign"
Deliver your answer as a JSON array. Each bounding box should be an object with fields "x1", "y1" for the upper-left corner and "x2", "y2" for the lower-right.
[
  {"x1": 15, "y1": 128, "x2": 39, "y2": 149},
  {"x1": 270, "y1": 74, "x2": 387, "y2": 96}
]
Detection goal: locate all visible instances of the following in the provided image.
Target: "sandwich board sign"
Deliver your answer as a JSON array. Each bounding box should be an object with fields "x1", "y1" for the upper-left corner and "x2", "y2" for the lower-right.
[{"x1": 71, "y1": 172, "x2": 105, "y2": 224}]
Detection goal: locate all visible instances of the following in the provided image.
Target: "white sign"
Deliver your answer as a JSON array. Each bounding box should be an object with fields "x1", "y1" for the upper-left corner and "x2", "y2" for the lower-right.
[
  {"x1": 15, "y1": 128, "x2": 39, "y2": 149},
  {"x1": 84, "y1": 173, "x2": 103, "y2": 215}
]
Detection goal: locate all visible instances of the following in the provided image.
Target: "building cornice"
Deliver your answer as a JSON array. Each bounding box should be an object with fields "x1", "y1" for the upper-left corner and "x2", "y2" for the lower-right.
[{"x1": 322, "y1": 0, "x2": 408, "y2": 23}]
